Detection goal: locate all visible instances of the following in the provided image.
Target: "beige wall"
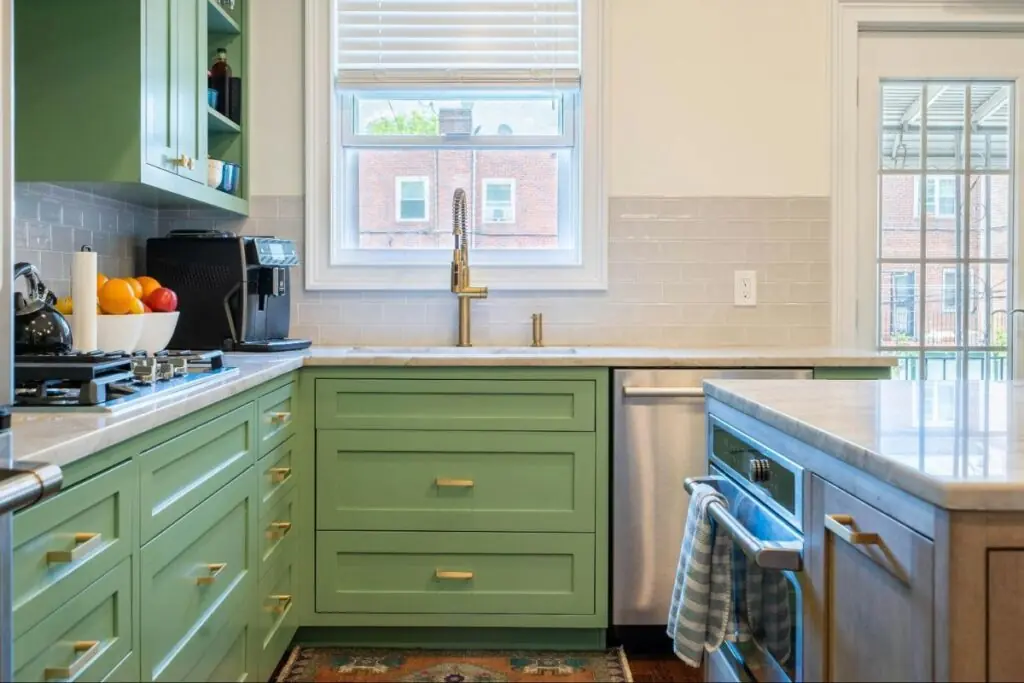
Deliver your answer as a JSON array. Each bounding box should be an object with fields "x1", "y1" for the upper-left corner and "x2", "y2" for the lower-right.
[{"x1": 248, "y1": 0, "x2": 831, "y2": 198}]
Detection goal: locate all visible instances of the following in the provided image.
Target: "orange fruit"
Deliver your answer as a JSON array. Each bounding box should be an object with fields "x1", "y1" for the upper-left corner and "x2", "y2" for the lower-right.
[
  {"x1": 125, "y1": 277, "x2": 143, "y2": 299},
  {"x1": 96, "y1": 273, "x2": 108, "y2": 292},
  {"x1": 98, "y1": 279, "x2": 135, "y2": 315},
  {"x1": 136, "y1": 276, "x2": 162, "y2": 300},
  {"x1": 126, "y1": 297, "x2": 146, "y2": 315}
]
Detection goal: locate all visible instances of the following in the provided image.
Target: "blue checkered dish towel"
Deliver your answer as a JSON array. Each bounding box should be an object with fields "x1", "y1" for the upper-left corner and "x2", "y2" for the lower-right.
[{"x1": 666, "y1": 483, "x2": 734, "y2": 667}]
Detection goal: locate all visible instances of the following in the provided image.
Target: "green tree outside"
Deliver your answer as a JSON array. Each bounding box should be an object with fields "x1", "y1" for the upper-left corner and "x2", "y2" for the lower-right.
[{"x1": 366, "y1": 110, "x2": 439, "y2": 135}]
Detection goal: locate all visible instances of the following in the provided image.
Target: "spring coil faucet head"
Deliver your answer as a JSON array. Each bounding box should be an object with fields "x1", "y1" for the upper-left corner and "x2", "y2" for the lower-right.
[{"x1": 452, "y1": 188, "x2": 468, "y2": 247}]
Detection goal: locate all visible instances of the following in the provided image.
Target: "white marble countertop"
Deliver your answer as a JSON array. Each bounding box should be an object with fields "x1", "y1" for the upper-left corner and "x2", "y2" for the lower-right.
[
  {"x1": 11, "y1": 346, "x2": 893, "y2": 471},
  {"x1": 704, "y1": 379, "x2": 1024, "y2": 510}
]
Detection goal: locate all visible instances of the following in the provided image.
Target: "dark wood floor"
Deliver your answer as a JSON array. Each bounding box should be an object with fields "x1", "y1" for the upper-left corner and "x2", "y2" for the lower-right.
[{"x1": 627, "y1": 654, "x2": 702, "y2": 683}]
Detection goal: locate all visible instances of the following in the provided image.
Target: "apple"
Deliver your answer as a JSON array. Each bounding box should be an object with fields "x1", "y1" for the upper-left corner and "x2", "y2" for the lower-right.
[
  {"x1": 143, "y1": 303, "x2": 152, "y2": 313},
  {"x1": 146, "y1": 287, "x2": 178, "y2": 313}
]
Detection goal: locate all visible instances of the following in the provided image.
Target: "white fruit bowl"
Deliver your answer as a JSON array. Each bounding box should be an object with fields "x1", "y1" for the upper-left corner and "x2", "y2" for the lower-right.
[
  {"x1": 66, "y1": 314, "x2": 144, "y2": 353},
  {"x1": 135, "y1": 312, "x2": 180, "y2": 353}
]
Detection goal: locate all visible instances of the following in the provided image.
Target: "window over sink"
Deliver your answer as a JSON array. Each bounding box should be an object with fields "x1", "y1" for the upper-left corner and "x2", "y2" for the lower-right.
[{"x1": 304, "y1": 0, "x2": 607, "y2": 290}]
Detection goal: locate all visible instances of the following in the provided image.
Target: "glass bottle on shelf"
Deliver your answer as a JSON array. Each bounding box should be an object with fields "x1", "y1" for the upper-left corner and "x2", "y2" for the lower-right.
[{"x1": 208, "y1": 48, "x2": 232, "y2": 116}]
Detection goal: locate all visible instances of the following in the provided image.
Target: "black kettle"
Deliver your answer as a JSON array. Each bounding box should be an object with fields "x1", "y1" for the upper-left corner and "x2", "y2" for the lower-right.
[{"x1": 13, "y1": 262, "x2": 73, "y2": 355}]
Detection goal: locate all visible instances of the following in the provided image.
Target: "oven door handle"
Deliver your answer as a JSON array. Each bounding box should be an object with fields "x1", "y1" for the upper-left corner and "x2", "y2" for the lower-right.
[
  {"x1": 0, "y1": 463, "x2": 62, "y2": 515},
  {"x1": 685, "y1": 476, "x2": 803, "y2": 571}
]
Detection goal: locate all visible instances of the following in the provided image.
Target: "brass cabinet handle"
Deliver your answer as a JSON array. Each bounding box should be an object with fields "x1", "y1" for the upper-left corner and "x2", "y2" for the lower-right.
[
  {"x1": 44, "y1": 640, "x2": 101, "y2": 680},
  {"x1": 825, "y1": 514, "x2": 881, "y2": 546},
  {"x1": 269, "y1": 412, "x2": 291, "y2": 425},
  {"x1": 270, "y1": 594, "x2": 293, "y2": 615},
  {"x1": 435, "y1": 478, "x2": 474, "y2": 488},
  {"x1": 267, "y1": 521, "x2": 292, "y2": 541},
  {"x1": 46, "y1": 532, "x2": 103, "y2": 565},
  {"x1": 269, "y1": 467, "x2": 292, "y2": 484},
  {"x1": 196, "y1": 562, "x2": 227, "y2": 586},
  {"x1": 173, "y1": 154, "x2": 194, "y2": 170},
  {"x1": 435, "y1": 570, "x2": 474, "y2": 580}
]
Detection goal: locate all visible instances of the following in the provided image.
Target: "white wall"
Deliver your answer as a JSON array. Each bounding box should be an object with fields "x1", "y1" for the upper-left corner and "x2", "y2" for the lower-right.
[{"x1": 248, "y1": 0, "x2": 831, "y2": 198}]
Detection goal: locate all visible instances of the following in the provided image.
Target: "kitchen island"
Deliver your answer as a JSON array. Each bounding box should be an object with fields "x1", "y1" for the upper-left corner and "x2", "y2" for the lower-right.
[{"x1": 705, "y1": 378, "x2": 1024, "y2": 683}]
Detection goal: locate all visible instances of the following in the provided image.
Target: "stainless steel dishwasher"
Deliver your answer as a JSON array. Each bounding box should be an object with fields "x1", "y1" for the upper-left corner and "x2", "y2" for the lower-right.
[{"x1": 611, "y1": 368, "x2": 812, "y2": 633}]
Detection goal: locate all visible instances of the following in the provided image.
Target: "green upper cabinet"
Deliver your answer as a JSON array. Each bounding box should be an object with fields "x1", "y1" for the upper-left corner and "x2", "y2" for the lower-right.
[{"x1": 14, "y1": 0, "x2": 247, "y2": 215}]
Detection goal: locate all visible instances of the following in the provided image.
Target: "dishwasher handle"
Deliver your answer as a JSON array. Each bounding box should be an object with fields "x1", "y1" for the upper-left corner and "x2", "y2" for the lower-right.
[
  {"x1": 0, "y1": 464, "x2": 62, "y2": 516},
  {"x1": 622, "y1": 386, "x2": 704, "y2": 398},
  {"x1": 684, "y1": 476, "x2": 803, "y2": 571}
]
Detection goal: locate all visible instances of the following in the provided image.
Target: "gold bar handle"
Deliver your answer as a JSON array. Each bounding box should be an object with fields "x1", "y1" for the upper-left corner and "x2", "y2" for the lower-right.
[
  {"x1": 825, "y1": 514, "x2": 881, "y2": 546},
  {"x1": 44, "y1": 640, "x2": 101, "y2": 680},
  {"x1": 435, "y1": 478, "x2": 474, "y2": 488},
  {"x1": 196, "y1": 562, "x2": 227, "y2": 586},
  {"x1": 267, "y1": 521, "x2": 292, "y2": 541},
  {"x1": 435, "y1": 570, "x2": 474, "y2": 580},
  {"x1": 270, "y1": 594, "x2": 293, "y2": 615},
  {"x1": 46, "y1": 532, "x2": 103, "y2": 565},
  {"x1": 269, "y1": 412, "x2": 291, "y2": 425},
  {"x1": 269, "y1": 467, "x2": 292, "y2": 484}
]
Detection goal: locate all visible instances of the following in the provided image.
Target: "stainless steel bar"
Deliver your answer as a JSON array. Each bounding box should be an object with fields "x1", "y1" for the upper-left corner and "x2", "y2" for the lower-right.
[
  {"x1": 0, "y1": 464, "x2": 62, "y2": 515},
  {"x1": 684, "y1": 476, "x2": 803, "y2": 571},
  {"x1": 622, "y1": 387, "x2": 704, "y2": 398}
]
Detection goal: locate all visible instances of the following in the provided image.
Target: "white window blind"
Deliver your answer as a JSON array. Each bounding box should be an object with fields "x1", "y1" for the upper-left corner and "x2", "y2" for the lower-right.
[{"x1": 336, "y1": 0, "x2": 582, "y2": 85}]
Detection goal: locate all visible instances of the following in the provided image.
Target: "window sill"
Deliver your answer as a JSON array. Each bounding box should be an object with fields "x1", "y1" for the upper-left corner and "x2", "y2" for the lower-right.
[{"x1": 304, "y1": 262, "x2": 608, "y2": 291}]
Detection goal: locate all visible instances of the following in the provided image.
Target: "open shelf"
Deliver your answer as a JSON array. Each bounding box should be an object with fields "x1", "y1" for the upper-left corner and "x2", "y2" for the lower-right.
[
  {"x1": 207, "y1": 0, "x2": 241, "y2": 34},
  {"x1": 208, "y1": 107, "x2": 241, "y2": 134}
]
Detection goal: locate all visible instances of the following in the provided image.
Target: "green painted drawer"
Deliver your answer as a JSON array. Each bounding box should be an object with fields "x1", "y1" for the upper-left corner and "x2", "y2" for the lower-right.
[
  {"x1": 140, "y1": 470, "x2": 256, "y2": 683},
  {"x1": 259, "y1": 486, "x2": 297, "y2": 577},
  {"x1": 257, "y1": 553, "x2": 297, "y2": 682},
  {"x1": 139, "y1": 402, "x2": 256, "y2": 543},
  {"x1": 101, "y1": 652, "x2": 139, "y2": 683},
  {"x1": 14, "y1": 558, "x2": 132, "y2": 683},
  {"x1": 315, "y1": 378, "x2": 596, "y2": 432},
  {"x1": 317, "y1": 431, "x2": 596, "y2": 533},
  {"x1": 813, "y1": 366, "x2": 893, "y2": 379},
  {"x1": 14, "y1": 462, "x2": 134, "y2": 638},
  {"x1": 182, "y1": 618, "x2": 254, "y2": 683},
  {"x1": 316, "y1": 531, "x2": 595, "y2": 616},
  {"x1": 258, "y1": 436, "x2": 297, "y2": 520},
  {"x1": 258, "y1": 382, "x2": 297, "y2": 459}
]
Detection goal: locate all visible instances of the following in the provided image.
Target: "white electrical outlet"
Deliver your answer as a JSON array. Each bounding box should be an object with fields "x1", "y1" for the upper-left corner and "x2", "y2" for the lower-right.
[{"x1": 734, "y1": 270, "x2": 757, "y2": 306}]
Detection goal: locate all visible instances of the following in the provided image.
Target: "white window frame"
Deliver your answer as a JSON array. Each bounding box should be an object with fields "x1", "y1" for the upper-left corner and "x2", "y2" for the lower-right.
[
  {"x1": 941, "y1": 267, "x2": 958, "y2": 313},
  {"x1": 482, "y1": 178, "x2": 516, "y2": 224},
  {"x1": 829, "y1": 0, "x2": 1024, "y2": 348},
  {"x1": 304, "y1": 0, "x2": 608, "y2": 291},
  {"x1": 913, "y1": 176, "x2": 958, "y2": 219},
  {"x1": 395, "y1": 176, "x2": 429, "y2": 223}
]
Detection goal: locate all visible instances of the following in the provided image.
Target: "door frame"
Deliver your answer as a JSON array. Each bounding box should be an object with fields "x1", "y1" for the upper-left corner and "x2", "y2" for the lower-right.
[{"x1": 829, "y1": 0, "x2": 1024, "y2": 349}]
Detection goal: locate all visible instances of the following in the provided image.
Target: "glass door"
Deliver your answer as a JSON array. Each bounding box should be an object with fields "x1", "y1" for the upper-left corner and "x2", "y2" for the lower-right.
[{"x1": 858, "y1": 33, "x2": 1024, "y2": 380}]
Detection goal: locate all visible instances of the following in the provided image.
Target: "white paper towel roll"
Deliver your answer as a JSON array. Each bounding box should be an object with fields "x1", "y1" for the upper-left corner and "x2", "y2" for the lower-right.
[{"x1": 71, "y1": 248, "x2": 98, "y2": 352}]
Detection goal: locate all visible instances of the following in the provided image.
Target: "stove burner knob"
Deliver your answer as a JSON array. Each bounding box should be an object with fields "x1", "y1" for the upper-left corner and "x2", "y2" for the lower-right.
[{"x1": 748, "y1": 458, "x2": 771, "y2": 483}]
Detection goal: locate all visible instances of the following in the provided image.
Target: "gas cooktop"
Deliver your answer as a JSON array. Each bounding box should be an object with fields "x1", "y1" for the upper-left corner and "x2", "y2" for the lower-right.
[{"x1": 13, "y1": 350, "x2": 239, "y2": 412}]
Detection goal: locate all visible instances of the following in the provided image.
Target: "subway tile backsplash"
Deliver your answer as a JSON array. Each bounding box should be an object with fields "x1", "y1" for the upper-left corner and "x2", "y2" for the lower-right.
[
  {"x1": 161, "y1": 195, "x2": 832, "y2": 347},
  {"x1": 14, "y1": 183, "x2": 158, "y2": 297}
]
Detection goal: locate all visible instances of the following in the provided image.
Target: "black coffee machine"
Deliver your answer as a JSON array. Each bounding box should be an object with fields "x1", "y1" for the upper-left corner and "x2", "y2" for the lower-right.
[{"x1": 146, "y1": 230, "x2": 311, "y2": 352}]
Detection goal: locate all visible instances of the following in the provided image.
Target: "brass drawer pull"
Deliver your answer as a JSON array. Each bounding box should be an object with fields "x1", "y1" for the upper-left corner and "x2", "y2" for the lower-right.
[
  {"x1": 173, "y1": 154, "x2": 194, "y2": 170},
  {"x1": 270, "y1": 594, "x2": 293, "y2": 614},
  {"x1": 270, "y1": 467, "x2": 292, "y2": 484},
  {"x1": 196, "y1": 562, "x2": 227, "y2": 586},
  {"x1": 435, "y1": 478, "x2": 474, "y2": 488},
  {"x1": 269, "y1": 412, "x2": 291, "y2": 425},
  {"x1": 267, "y1": 521, "x2": 292, "y2": 540},
  {"x1": 825, "y1": 514, "x2": 881, "y2": 546},
  {"x1": 435, "y1": 570, "x2": 474, "y2": 580},
  {"x1": 46, "y1": 532, "x2": 103, "y2": 565},
  {"x1": 44, "y1": 640, "x2": 100, "y2": 680}
]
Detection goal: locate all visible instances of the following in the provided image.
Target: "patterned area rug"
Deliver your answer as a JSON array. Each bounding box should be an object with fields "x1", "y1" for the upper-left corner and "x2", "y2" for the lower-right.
[{"x1": 276, "y1": 647, "x2": 633, "y2": 683}]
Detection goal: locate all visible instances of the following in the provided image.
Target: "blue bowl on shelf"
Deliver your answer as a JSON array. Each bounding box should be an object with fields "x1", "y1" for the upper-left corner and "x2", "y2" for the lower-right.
[{"x1": 207, "y1": 88, "x2": 218, "y2": 109}]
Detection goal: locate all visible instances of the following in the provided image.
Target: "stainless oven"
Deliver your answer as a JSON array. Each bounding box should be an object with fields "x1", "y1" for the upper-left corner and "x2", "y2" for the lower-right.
[{"x1": 690, "y1": 415, "x2": 807, "y2": 683}]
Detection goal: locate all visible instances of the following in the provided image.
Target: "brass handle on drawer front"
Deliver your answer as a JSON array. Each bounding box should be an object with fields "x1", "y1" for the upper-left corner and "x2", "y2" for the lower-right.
[
  {"x1": 173, "y1": 154, "x2": 194, "y2": 170},
  {"x1": 270, "y1": 467, "x2": 292, "y2": 484},
  {"x1": 196, "y1": 562, "x2": 227, "y2": 585},
  {"x1": 435, "y1": 570, "x2": 474, "y2": 580},
  {"x1": 267, "y1": 521, "x2": 292, "y2": 540},
  {"x1": 269, "y1": 412, "x2": 291, "y2": 425},
  {"x1": 825, "y1": 514, "x2": 881, "y2": 546},
  {"x1": 270, "y1": 594, "x2": 293, "y2": 614},
  {"x1": 435, "y1": 478, "x2": 474, "y2": 488},
  {"x1": 44, "y1": 640, "x2": 101, "y2": 680},
  {"x1": 46, "y1": 532, "x2": 103, "y2": 564}
]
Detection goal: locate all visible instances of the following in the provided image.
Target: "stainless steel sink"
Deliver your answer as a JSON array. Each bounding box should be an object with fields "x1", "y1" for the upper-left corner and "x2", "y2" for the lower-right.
[{"x1": 342, "y1": 346, "x2": 577, "y2": 355}]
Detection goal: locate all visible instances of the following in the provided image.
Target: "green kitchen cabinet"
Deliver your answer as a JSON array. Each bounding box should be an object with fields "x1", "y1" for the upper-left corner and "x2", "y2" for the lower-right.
[
  {"x1": 813, "y1": 366, "x2": 893, "y2": 379},
  {"x1": 14, "y1": 0, "x2": 248, "y2": 214}
]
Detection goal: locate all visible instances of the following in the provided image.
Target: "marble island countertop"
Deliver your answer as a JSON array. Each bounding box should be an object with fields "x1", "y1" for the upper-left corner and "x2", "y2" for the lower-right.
[
  {"x1": 11, "y1": 346, "x2": 894, "y2": 470},
  {"x1": 704, "y1": 378, "x2": 1024, "y2": 510}
]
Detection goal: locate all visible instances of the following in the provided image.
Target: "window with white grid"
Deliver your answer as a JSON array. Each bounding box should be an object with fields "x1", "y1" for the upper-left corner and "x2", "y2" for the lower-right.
[{"x1": 305, "y1": 0, "x2": 607, "y2": 290}]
